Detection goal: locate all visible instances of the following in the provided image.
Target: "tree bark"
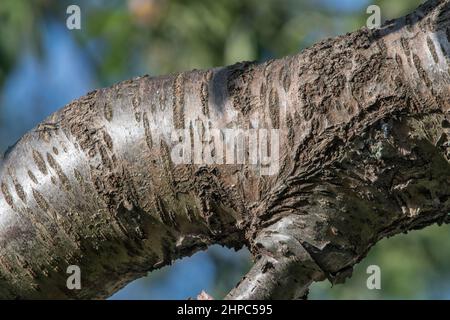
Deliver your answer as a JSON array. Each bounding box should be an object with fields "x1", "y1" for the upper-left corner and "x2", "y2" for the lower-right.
[{"x1": 1, "y1": 0, "x2": 450, "y2": 299}]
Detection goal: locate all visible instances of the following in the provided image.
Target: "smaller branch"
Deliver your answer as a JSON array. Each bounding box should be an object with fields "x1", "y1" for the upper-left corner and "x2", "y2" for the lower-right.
[
  {"x1": 197, "y1": 291, "x2": 214, "y2": 300},
  {"x1": 226, "y1": 216, "x2": 324, "y2": 300}
]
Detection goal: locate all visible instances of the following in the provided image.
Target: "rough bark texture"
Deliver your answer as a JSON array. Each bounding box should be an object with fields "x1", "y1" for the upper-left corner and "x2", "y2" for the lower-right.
[{"x1": 1, "y1": 0, "x2": 450, "y2": 299}]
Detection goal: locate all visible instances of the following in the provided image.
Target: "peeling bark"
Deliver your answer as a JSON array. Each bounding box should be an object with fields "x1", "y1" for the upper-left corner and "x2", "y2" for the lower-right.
[{"x1": 1, "y1": 0, "x2": 450, "y2": 299}]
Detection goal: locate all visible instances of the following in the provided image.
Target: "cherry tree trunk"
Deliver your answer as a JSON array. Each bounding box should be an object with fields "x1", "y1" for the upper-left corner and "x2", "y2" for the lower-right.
[{"x1": 1, "y1": 0, "x2": 450, "y2": 299}]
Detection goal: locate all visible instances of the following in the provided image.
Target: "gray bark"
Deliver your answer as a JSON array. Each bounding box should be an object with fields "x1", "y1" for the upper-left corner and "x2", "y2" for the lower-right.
[{"x1": 1, "y1": 0, "x2": 450, "y2": 299}]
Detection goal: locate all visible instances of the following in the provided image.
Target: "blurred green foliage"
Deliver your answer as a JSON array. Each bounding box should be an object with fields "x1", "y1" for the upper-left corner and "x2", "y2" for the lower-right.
[
  {"x1": 0, "y1": 0, "x2": 425, "y2": 82},
  {"x1": 0, "y1": 0, "x2": 41, "y2": 83},
  {"x1": 311, "y1": 224, "x2": 450, "y2": 299},
  {"x1": 1, "y1": 0, "x2": 449, "y2": 299}
]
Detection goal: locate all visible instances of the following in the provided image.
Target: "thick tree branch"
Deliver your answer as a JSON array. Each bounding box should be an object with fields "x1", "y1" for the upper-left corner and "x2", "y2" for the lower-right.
[{"x1": 0, "y1": 0, "x2": 449, "y2": 299}]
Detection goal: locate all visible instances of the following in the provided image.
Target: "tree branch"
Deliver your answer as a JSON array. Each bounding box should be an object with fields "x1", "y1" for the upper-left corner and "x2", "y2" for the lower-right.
[{"x1": 0, "y1": 0, "x2": 449, "y2": 299}]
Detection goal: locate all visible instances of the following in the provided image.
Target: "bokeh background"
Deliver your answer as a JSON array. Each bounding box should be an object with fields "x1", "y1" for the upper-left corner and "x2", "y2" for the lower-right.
[{"x1": 1, "y1": 0, "x2": 449, "y2": 299}]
